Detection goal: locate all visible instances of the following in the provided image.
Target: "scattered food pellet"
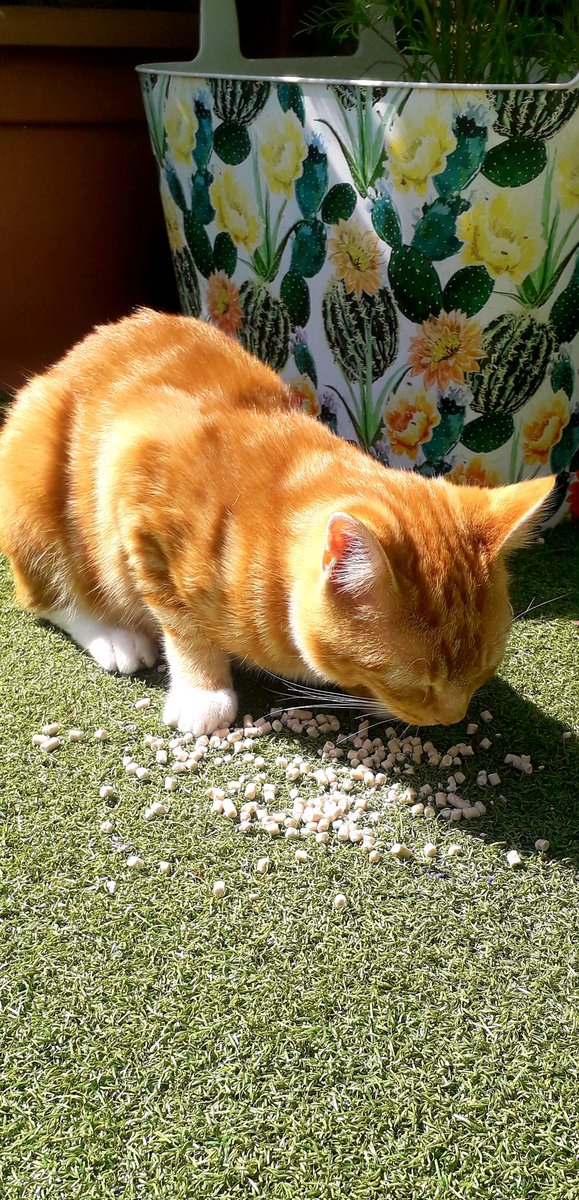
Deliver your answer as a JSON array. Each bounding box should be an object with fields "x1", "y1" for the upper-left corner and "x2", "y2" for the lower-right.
[
  {"x1": 135, "y1": 767, "x2": 151, "y2": 782},
  {"x1": 390, "y1": 843, "x2": 413, "y2": 859},
  {"x1": 165, "y1": 777, "x2": 178, "y2": 791},
  {"x1": 31, "y1": 733, "x2": 46, "y2": 746},
  {"x1": 100, "y1": 819, "x2": 115, "y2": 834},
  {"x1": 42, "y1": 723, "x2": 60, "y2": 736},
  {"x1": 562, "y1": 731, "x2": 572, "y2": 740},
  {"x1": 41, "y1": 737, "x2": 61, "y2": 753},
  {"x1": 212, "y1": 880, "x2": 226, "y2": 899},
  {"x1": 535, "y1": 839, "x2": 550, "y2": 853},
  {"x1": 423, "y1": 843, "x2": 438, "y2": 859},
  {"x1": 135, "y1": 698, "x2": 151, "y2": 710},
  {"x1": 94, "y1": 729, "x2": 109, "y2": 741},
  {"x1": 480, "y1": 711, "x2": 493, "y2": 722},
  {"x1": 126, "y1": 855, "x2": 145, "y2": 870},
  {"x1": 294, "y1": 849, "x2": 308, "y2": 863},
  {"x1": 368, "y1": 849, "x2": 381, "y2": 863},
  {"x1": 248, "y1": 891, "x2": 260, "y2": 901},
  {"x1": 333, "y1": 893, "x2": 347, "y2": 911},
  {"x1": 446, "y1": 844, "x2": 462, "y2": 857},
  {"x1": 256, "y1": 857, "x2": 270, "y2": 874},
  {"x1": 99, "y1": 785, "x2": 115, "y2": 800},
  {"x1": 104, "y1": 880, "x2": 117, "y2": 895},
  {"x1": 158, "y1": 861, "x2": 172, "y2": 875},
  {"x1": 506, "y1": 850, "x2": 523, "y2": 868},
  {"x1": 67, "y1": 729, "x2": 84, "y2": 741}
]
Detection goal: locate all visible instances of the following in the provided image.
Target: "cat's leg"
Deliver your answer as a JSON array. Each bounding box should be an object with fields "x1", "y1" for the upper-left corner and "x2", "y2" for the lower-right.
[
  {"x1": 39, "y1": 606, "x2": 158, "y2": 674},
  {"x1": 162, "y1": 629, "x2": 237, "y2": 736}
]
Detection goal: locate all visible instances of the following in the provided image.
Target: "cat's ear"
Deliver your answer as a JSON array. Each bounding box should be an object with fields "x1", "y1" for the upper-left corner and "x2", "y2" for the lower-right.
[
  {"x1": 466, "y1": 475, "x2": 557, "y2": 555},
  {"x1": 322, "y1": 513, "x2": 386, "y2": 597}
]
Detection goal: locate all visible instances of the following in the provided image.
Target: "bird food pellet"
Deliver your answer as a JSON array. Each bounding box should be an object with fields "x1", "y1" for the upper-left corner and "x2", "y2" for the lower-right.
[
  {"x1": 42, "y1": 723, "x2": 60, "y2": 736},
  {"x1": 446, "y1": 844, "x2": 462, "y2": 857},
  {"x1": 135, "y1": 698, "x2": 151, "y2": 711},
  {"x1": 126, "y1": 855, "x2": 145, "y2": 870},
  {"x1": 295, "y1": 849, "x2": 308, "y2": 863},
  {"x1": 506, "y1": 850, "x2": 522, "y2": 868},
  {"x1": 390, "y1": 843, "x2": 413, "y2": 859},
  {"x1": 104, "y1": 880, "x2": 117, "y2": 895},
  {"x1": 212, "y1": 880, "x2": 226, "y2": 899},
  {"x1": 333, "y1": 894, "x2": 347, "y2": 911},
  {"x1": 41, "y1": 737, "x2": 61, "y2": 753},
  {"x1": 158, "y1": 861, "x2": 172, "y2": 875},
  {"x1": 99, "y1": 785, "x2": 115, "y2": 800},
  {"x1": 135, "y1": 767, "x2": 151, "y2": 782},
  {"x1": 100, "y1": 819, "x2": 115, "y2": 834},
  {"x1": 423, "y1": 843, "x2": 438, "y2": 859},
  {"x1": 535, "y1": 839, "x2": 550, "y2": 853},
  {"x1": 256, "y1": 857, "x2": 270, "y2": 874},
  {"x1": 94, "y1": 729, "x2": 109, "y2": 741},
  {"x1": 67, "y1": 728, "x2": 84, "y2": 742}
]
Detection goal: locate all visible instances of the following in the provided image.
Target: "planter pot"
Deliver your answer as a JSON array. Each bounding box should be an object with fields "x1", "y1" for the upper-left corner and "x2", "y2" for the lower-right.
[
  {"x1": 138, "y1": 0, "x2": 579, "y2": 520},
  {"x1": 0, "y1": 6, "x2": 197, "y2": 390}
]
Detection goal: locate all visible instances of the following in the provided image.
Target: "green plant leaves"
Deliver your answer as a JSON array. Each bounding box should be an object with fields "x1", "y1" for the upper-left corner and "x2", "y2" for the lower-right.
[
  {"x1": 482, "y1": 137, "x2": 547, "y2": 187},
  {"x1": 551, "y1": 355, "x2": 575, "y2": 399},
  {"x1": 461, "y1": 413, "x2": 515, "y2": 452},
  {"x1": 190, "y1": 171, "x2": 214, "y2": 226},
  {"x1": 371, "y1": 195, "x2": 402, "y2": 247},
  {"x1": 388, "y1": 246, "x2": 442, "y2": 323},
  {"x1": 321, "y1": 183, "x2": 357, "y2": 224},
  {"x1": 280, "y1": 270, "x2": 311, "y2": 327},
  {"x1": 443, "y1": 266, "x2": 494, "y2": 316},
  {"x1": 213, "y1": 122, "x2": 251, "y2": 165},
  {"x1": 411, "y1": 196, "x2": 469, "y2": 261},
  {"x1": 290, "y1": 219, "x2": 327, "y2": 278}
]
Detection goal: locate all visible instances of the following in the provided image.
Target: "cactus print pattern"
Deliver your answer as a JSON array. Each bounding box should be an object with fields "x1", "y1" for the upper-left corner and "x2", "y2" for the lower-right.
[{"x1": 140, "y1": 73, "x2": 579, "y2": 520}]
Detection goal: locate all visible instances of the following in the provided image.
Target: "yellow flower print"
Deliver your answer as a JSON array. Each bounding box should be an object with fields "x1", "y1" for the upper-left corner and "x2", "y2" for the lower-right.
[
  {"x1": 385, "y1": 114, "x2": 457, "y2": 195},
  {"x1": 206, "y1": 272, "x2": 243, "y2": 338},
  {"x1": 288, "y1": 375, "x2": 320, "y2": 418},
  {"x1": 259, "y1": 111, "x2": 308, "y2": 198},
  {"x1": 384, "y1": 387, "x2": 441, "y2": 460},
  {"x1": 448, "y1": 456, "x2": 503, "y2": 488},
  {"x1": 160, "y1": 176, "x2": 185, "y2": 254},
  {"x1": 522, "y1": 390, "x2": 570, "y2": 465},
  {"x1": 457, "y1": 193, "x2": 544, "y2": 284},
  {"x1": 209, "y1": 170, "x2": 262, "y2": 251},
  {"x1": 328, "y1": 219, "x2": 383, "y2": 298},
  {"x1": 165, "y1": 81, "x2": 198, "y2": 167},
  {"x1": 556, "y1": 126, "x2": 579, "y2": 209}
]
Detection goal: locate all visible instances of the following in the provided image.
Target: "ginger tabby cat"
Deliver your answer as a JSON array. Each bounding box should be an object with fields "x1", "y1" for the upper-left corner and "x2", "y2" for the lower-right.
[{"x1": 0, "y1": 309, "x2": 554, "y2": 735}]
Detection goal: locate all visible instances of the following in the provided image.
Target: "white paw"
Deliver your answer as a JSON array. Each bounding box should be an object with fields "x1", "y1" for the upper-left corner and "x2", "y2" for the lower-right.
[
  {"x1": 88, "y1": 629, "x2": 158, "y2": 674},
  {"x1": 163, "y1": 683, "x2": 238, "y2": 735}
]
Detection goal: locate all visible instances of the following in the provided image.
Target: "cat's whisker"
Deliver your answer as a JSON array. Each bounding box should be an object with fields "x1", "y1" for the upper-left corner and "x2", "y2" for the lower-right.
[{"x1": 512, "y1": 591, "x2": 569, "y2": 621}]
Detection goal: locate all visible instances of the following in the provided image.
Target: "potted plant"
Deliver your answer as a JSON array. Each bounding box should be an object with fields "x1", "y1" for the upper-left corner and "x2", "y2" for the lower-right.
[{"x1": 138, "y1": 0, "x2": 579, "y2": 519}]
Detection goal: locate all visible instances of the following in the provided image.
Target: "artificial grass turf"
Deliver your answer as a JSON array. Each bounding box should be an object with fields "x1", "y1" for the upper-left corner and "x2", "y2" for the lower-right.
[{"x1": 0, "y1": 527, "x2": 578, "y2": 1200}]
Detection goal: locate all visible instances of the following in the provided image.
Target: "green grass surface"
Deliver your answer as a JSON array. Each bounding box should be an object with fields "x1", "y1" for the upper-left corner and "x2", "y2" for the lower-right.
[{"x1": 1, "y1": 528, "x2": 578, "y2": 1200}]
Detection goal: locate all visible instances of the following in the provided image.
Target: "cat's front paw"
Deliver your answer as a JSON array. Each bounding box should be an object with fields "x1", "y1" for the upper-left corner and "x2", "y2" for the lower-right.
[{"x1": 163, "y1": 683, "x2": 238, "y2": 736}]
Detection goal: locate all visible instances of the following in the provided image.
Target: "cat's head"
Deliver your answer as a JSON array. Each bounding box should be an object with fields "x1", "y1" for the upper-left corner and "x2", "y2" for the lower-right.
[{"x1": 292, "y1": 473, "x2": 556, "y2": 727}]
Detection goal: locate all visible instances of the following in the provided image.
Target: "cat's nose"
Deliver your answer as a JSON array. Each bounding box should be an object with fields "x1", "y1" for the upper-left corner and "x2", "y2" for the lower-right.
[{"x1": 433, "y1": 696, "x2": 468, "y2": 725}]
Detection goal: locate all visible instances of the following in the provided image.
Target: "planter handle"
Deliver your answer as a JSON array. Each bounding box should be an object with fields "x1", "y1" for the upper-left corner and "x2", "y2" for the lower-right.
[{"x1": 194, "y1": 0, "x2": 405, "y2": 80}]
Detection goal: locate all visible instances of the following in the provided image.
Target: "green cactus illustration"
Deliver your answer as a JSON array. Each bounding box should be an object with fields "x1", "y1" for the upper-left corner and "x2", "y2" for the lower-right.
[
  {"x1": 422, "y1": 409, "x2": 466, "y2": 463},
  {"x1": 290, "y1": 219, "x2": 327, "y2": 278},
  {"x1": 470, "y1": 314, "x2": 556, "y2": 415},
  {"x1": 210, "y1": 80, "x2": 270, "y2": 125},
  {"x1": 280, "y1": 270, "x2": 311, "y2": 327},
  {"x1": 239, "y1": 283, "x2": 291, "y2": 372},
  {"x1": 481, "y1": 137, "x2": 547, "y2": 187},
  {"x1": 434, "y1": 131, "x2": 487, "y2": 196},
  {"x1": 184, "y1": 213, "x2": 214, "y2": 277},
  {"x1": 321, "y1": 184, "x2": 357, "y2": 224},
  {"x1": 494, "y1": 90, "x2": 579, "y2": 140},
  {"x1": 172, "y1": 247, "x2": 201, "y2": 318},
  {"x1": 388, "y1": 246, "x2": 443, "y2": 323},
  {"x1": 322, "y1": 280, "x2": 399, "y2": 384},
  {"x1": 192, "y1": 97, "x2": 213, "y2": 172},
  {"x1": 213, "y1": 232, "x2": 237, "y2": 277},
  {"x1": 551, "y1": 353, "x2": 575, "y2": 399},
  {"x1": 550, "y1": 416, "x2": 579, "y2": 474},
  {"x1": 443, "y1": 266, "x2": 494, "y2": 316},
  {"x1": 550, "y1": 256, "x2": 579, "y2": 346},
  {"x1": 295, "y1": 142, "x2": 329, "y2": 219},
  {"x1": 277, "y1": 82, "x2": 305, "y2": 124},
  {"x1": 294, "y1": 340, "x2": 318, "y2": 386},
  {"x1": 461, "y1": 413, "x2": 515, "y2": 452},
  {"x1": 213, "y1": 122, "x2": 251, "y2": 165},
  {"x1": 371, "y1": 195, "x2": 402, "y2": 247},
  {"x1": 411, "y1": 196, "x2": 469, "y2": 261},
  {"x1": 190, "y1": 170, "x2": 215, "y2": 225}
]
